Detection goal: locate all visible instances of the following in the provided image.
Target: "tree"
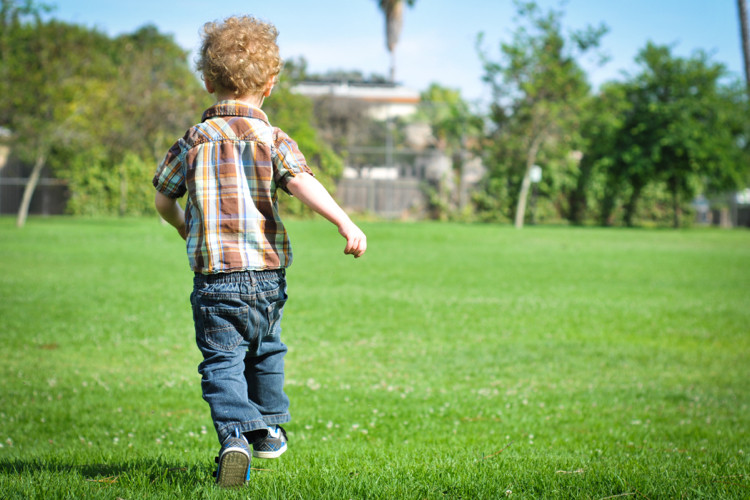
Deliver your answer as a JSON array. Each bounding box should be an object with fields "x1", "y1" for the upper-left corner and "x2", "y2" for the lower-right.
[
  {"x1": 591, "y1": 43, "x2": 750, "y2": 227},
  {"x1": 1, "y1": 1, "x2": 209, "y2": 221},
  {"x1": 566, "y1": 82, "x2": 628, "y2": 225},
  {"x1": 375, "y1": 0, "x2": 416, "y2": 82},
  {"x1": 477, "y1": 0, "x2": 606, "y2": 227},
  {"x1": 1, "y1": 1, "x2": 113, "y2": 226}
]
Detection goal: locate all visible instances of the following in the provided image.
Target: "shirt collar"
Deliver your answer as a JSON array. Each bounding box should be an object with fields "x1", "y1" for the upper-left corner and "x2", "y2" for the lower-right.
[{"x1": 202, "y1": 100, "x2": 269, "y2": 124}]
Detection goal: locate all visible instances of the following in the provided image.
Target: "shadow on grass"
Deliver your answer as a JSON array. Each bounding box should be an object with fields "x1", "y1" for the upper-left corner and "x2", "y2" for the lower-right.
[{"x1": 0, "y1": 456, "x2": 212, "y2": 486}]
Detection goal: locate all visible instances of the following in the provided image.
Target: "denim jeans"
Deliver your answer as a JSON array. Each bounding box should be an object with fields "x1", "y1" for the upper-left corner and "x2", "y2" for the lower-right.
[{"x1": 191, "y1": 269, "x2": 290, "y2": 444}]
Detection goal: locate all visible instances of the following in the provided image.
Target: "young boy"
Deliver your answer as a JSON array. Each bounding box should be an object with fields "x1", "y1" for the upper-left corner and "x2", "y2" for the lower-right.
[{"x1": 153, "y1": 15, "x2": 366, "y2": 487}]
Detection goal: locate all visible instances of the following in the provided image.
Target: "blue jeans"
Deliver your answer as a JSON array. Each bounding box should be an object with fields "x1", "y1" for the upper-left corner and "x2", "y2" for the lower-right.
[{"x1": 191, "y1": 269, "x2": 290, "y2": 444}]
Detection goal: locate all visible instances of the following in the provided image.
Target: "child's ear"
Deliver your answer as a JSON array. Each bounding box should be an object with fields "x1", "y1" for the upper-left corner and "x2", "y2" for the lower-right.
[
  {"x1": 204, "y1": 78, "x2": 215, "y2": 94},
  {"x1": 263, "y1": 78, "x2": 275, "y2": 97}
]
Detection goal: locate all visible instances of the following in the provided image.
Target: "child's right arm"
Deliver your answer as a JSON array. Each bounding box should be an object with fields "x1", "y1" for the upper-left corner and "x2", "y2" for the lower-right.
[
  {"x1": 285, "y1": 173, "x2": 367, "y2": 258},
  {"x1": 154, "y1": 191, "x2": 187, "y2": 240}
]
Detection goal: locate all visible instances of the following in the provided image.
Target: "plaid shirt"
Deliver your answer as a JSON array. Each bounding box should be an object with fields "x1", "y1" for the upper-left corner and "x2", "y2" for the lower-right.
[{"x1": 153, "y1": 100, "x2": 313, "y2": 274}]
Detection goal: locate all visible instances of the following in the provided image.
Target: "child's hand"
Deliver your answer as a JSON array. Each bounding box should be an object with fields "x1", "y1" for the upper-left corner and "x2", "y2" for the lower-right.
[{"x1": 339, "y1": 223, "x2": 367, "y2": 258}]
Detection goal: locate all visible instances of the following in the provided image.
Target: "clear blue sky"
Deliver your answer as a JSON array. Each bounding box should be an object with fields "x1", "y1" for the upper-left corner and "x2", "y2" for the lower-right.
[{"x1": 49, "y1": 0, "x2": 745, "y2": 106}]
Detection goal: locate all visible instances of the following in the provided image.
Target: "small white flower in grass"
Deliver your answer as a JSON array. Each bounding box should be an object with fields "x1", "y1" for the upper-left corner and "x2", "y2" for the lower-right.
[{"x1": 505, "y1": 489, "x2": 512, "y2": 496}]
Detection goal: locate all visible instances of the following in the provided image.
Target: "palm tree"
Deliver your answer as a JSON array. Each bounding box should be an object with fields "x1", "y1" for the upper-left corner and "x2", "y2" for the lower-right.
[
  {"x1": 377, "y1": 0, "x2": 416, "y2": 82},
  {"x1": 739, "y1": 0, "x2": 750, "y2": 93}
]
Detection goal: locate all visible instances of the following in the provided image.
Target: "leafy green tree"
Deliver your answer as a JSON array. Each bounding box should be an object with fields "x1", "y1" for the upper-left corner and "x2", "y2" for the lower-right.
[
  {"x1": 477, "y1": 0, "x2": 606, "y2": 227},
  {"x1": 592, "y1": 43, "x2": 750, "y2": 227},
  {"x1": 1, "y1": 1, "x2": 115, "y2": 225},
  {"x1": 568, "y1": 82, "x2": 630, "y2": 225},
  {"x1": 1, "y1": 1, "x2": 209, "y2": 220}
]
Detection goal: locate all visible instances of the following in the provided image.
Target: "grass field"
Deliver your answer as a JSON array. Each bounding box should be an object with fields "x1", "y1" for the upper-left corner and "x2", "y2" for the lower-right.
[{"x1": 0, "y1": 216, "x2": 748, "y2": 499}]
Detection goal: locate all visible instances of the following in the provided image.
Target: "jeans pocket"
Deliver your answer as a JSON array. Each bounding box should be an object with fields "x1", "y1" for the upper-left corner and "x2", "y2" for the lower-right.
[
  {"x1": 199, "y1": 304, "x2": 249, "y2": 351},
  {"x1": 264, "y1": 297, "x2": 285, "y2": 339}
]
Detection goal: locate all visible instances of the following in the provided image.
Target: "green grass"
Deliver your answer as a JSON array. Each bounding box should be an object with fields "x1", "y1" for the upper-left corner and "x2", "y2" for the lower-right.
[{"x1": 1, "y1": 217, "x2": 748, "y2": 499}]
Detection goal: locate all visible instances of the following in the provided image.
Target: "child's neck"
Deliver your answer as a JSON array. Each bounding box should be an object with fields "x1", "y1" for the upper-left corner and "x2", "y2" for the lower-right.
[{"x1": 216, "y1": 91, "x2": 265, "y2": 109}]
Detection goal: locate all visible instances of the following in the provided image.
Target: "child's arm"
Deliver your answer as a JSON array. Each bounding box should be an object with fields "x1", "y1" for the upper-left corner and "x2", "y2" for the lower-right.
[
  {"x1": 285, "y1": 173, "x2": 367, "y2": 258},
  {"x1": 154, "y1": 191, "x2": 187, "y2": 240}
]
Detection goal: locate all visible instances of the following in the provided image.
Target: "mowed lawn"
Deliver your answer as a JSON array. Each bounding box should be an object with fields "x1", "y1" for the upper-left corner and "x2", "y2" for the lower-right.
[{"x1": 0, "y1": 217, "x2": 748, "y2": 499}]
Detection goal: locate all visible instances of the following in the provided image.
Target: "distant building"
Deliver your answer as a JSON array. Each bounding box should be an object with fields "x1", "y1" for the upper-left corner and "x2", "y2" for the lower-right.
[
  {"x1": 292, "y1": 79, "x2": 489, "y2": 218},
  {"x1": 292, "y1": 80, "x2": 420, "y2": 120}
]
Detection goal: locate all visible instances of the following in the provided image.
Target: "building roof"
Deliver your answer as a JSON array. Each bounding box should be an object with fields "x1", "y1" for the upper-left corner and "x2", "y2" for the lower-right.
[{"x1": 292, "y1": 80, "x2": 420, "y2": 105}]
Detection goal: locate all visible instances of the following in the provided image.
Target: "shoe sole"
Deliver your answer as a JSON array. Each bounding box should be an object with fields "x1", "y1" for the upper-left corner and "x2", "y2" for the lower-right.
[
  {"x1": 253, "y1": 443, "x2": 287, "y2": 459},
  {"x1": 216, "y1": 450, "x2": 250, "y2": 487}
]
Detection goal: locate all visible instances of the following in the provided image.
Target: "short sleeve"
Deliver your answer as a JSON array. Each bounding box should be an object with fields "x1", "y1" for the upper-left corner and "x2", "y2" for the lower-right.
[
  {"x1": 152, "y1": 139, "x2": 188, "y2": 199},
  {"x1": 272, "y1": 128, "x2": 314, "y2": 194}
]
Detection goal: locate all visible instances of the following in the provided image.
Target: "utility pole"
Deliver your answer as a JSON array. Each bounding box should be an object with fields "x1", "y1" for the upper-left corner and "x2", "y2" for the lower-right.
[{"x1": 739, "y1": 0, "x2": 750, "y2": 92}]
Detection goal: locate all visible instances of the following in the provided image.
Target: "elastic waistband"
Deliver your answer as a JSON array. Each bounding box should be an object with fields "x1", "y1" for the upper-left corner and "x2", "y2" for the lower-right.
[{"x1": 193, "y1": 268, "x2": 285, "y2": 285}]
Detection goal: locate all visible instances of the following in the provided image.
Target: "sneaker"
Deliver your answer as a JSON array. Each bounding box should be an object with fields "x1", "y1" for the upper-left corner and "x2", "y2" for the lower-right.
[
  {"x1": 252, "y1": 425, "x2": 287, "y2": 459},
  {"x1": 214, "y1": 429, "x2": 251, "y2": 487}
]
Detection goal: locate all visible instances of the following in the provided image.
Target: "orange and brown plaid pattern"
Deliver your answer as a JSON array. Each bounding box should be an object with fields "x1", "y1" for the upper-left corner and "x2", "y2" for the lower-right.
[{"x1": 153, "y1": 101, "x2": 313, "y2": 274}]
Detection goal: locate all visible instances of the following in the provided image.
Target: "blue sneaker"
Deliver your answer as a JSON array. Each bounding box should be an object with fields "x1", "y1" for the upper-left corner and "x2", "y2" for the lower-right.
[
  {"x1": 252, "y1": 425, "x2": 287, "y2": 459},
  {"x1": 214, "y1": 429, "x2": 251, "y2": 487}
]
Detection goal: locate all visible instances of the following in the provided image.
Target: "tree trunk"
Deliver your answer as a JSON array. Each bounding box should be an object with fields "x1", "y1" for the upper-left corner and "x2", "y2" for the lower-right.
[
  {"x1": 514, "y1": 134, "x2": 544, "y2": 229},
  {"x1": 670, "y1": 179, "x2": 681, "y2": 228},
  {"x1": 568, "y1": 158, "x2": 592, "y2": 225},
  {"x1": 16, "y1": 153, "x2": 46, "y2": 228},
  {"x1": 514, "y1": 168, "x2": 533, "y2": 229},
  {"x1": 119, "y1": 162, "x2": 128, "y2": 217},
  {"x1": 623, "y1": 184, "x2": 643, "y2": 227},
  {"x1": 389, "y1": 50, "x2": 396, "y2": 83},
  {"x1": 739, "y1": 0, "x2": 750, "y2": 91},
  {"x1": 384, "y1": 0, "x2": 404, "y2": 83}
]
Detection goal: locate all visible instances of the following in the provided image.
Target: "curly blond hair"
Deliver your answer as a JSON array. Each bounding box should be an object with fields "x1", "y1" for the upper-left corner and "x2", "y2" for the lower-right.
[{"x1": 197, "y1": 16, "x2": 282, "y2": 97}]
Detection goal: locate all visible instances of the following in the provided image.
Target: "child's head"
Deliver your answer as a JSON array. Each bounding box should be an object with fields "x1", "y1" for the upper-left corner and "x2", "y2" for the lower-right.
[{"x1": 197, "y1": 16, "x2": 282, "y2": 98}]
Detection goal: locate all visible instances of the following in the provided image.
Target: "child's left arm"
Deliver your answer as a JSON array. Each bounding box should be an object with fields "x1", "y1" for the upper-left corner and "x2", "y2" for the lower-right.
[{"x1": 285, "y1": 173, "x2": 367, "y2": 258}]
